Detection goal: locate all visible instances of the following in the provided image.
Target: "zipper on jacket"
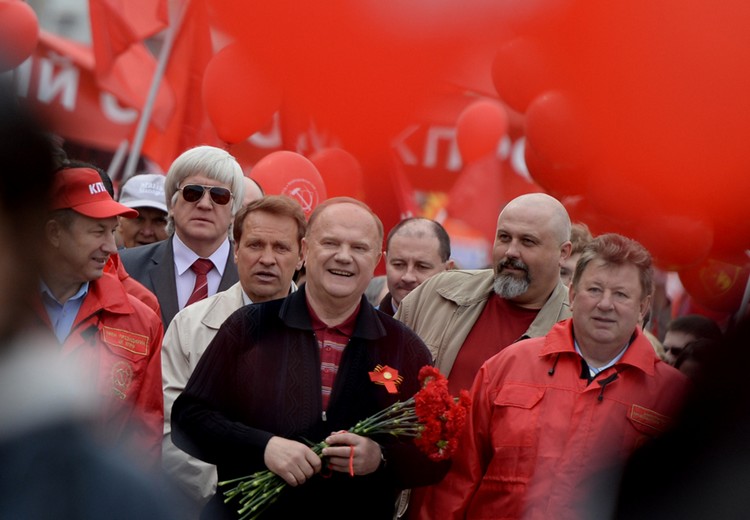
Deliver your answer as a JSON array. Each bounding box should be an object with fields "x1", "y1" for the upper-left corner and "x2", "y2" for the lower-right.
[{"x1": 322, "y1": 410, "x2": 327, "y2": 422}]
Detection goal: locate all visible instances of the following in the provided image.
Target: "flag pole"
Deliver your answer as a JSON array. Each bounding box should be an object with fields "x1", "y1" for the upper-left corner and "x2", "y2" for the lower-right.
[{"x1": 122, "y1": 0, "x2": 191, "y2": 183}]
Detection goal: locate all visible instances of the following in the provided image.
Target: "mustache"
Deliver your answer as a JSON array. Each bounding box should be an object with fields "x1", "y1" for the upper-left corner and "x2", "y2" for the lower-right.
[{"x1": 497, "y1": 258, "x2": 529, "y2": 273}]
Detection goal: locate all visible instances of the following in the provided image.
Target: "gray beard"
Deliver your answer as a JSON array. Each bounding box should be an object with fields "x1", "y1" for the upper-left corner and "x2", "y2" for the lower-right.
[{"x1": 493, "y1": 273, "x2": 530, "y2": 298}]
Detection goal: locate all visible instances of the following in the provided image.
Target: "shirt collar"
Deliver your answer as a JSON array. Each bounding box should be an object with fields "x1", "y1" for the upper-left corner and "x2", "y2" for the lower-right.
[
  {"x1": 39, "y1": 279, "x2": 90, "y2": 305},
  {"x1": 172, "y1": 233, "x2": 230, "y2": 276},
  {"x1": 307, "y1": 298, "x2": 360, "y2": 336}
]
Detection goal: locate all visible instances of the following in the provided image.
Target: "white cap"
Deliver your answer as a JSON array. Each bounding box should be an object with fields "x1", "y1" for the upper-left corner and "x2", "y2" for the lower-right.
[{"x1": 118, "y1": 173, "x2": 167, "y2": 213}]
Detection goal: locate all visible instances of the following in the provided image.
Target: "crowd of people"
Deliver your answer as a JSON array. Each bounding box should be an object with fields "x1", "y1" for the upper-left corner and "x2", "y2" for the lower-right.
[{"x1": 0, "y1": 85, "x2": 744, "y2": 520}]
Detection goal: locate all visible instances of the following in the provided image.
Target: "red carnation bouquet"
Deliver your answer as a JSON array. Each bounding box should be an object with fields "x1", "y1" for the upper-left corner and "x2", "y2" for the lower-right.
[{"x1": 220, "y1": 365, "x2": 471, "y2": 520}]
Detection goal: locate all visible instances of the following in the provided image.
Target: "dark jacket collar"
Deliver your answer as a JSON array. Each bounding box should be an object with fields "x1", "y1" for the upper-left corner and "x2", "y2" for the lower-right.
[{"x1": 280, "y1": 284, "x2": 387, "y2": 341}]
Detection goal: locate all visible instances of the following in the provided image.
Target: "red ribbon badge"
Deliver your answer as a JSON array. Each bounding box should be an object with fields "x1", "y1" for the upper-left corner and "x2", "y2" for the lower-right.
[{"x1": 369, "y1": 365, "x2": 403, "y2": 394}]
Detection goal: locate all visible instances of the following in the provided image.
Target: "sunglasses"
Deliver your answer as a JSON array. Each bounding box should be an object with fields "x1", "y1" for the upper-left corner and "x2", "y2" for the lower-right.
[{"x1": 178, "y1": 184, "x2": 232, "y2": 205}]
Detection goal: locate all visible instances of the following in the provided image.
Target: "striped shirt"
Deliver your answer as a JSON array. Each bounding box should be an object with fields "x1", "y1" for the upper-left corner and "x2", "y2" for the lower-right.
[{"x1": 308, "y1": 301, "x2": 360, "y2": 410}]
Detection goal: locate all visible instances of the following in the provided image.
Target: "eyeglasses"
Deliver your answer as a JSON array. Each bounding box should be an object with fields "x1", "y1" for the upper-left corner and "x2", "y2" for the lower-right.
[{"x1": 178, "y1": 185, "x2": 232, "y2": 205}]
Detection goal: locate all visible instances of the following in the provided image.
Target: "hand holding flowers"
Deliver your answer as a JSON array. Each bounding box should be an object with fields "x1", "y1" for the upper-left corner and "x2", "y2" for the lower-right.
[{"x1": 220, "y1": 365, "x2": 470, "y2": 520}]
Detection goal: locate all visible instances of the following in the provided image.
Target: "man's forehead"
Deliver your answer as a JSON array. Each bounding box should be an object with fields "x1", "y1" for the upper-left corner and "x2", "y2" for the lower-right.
[{"x1": 388, "y1": 234, "x2": 442, "y2": 259}]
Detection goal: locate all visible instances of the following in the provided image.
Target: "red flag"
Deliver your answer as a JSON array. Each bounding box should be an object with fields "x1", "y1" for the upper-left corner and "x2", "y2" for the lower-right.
[
  {"x1": 88, "y1": 0, "x2": 172, "y2": 128},
  {"x1": 142, "y1": 0, "x2": 222, "y2": 171},
  {"x1": 89, "y1": 0, "x2": 168, "y2": 77}
]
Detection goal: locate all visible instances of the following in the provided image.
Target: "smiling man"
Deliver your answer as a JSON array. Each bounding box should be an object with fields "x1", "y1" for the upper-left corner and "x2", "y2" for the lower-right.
[
  {"x1": 162, "y1": 195, "x2": 305, "y2": 513},
  {"x1": 119, "y1": 146, "x2": 246, "y2": 329},
  {"x1": 420, "y1": 233, "x2": 688, "y2": 520},
  {"x1": 172, "y1": 197, "x2": 448, "y2": 519},
  {"x1": 37, "y1": 165, "x2": 165, "y2": 466}
]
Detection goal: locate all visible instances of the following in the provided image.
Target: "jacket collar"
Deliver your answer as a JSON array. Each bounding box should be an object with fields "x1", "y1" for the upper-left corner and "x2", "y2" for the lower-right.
[
  {"x1": 541, "y1": 319, "x2": 659, "y2": 376},
  {"x1": 280, "y1": 284, "x2": 386, "y2": 340},
  {"x1": 201, "y1": 282, "x2": 245, "y2": 330},
  {"x1": 436, "y1": 269, "x2": 495, "y2": 306}
]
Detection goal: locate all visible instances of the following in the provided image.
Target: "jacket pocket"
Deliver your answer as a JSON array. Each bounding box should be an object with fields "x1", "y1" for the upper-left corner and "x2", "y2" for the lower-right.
[{"x1": 491, "y1": 384, "x2": 545, "y2": 447}]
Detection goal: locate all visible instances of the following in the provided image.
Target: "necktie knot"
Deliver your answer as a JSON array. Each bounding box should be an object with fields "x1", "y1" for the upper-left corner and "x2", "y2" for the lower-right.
[
  {"x1": 185, "y1": 259, "x2": 214, "y2": 307},
  {"x1": 191, "y1": 258, "x2": 213, "y2": 276}
]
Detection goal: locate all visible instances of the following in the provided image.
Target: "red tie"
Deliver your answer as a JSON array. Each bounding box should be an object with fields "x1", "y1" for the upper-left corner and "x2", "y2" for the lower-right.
[{"x1": 185, "y1": 258, "x2": 214, "y2": 307}]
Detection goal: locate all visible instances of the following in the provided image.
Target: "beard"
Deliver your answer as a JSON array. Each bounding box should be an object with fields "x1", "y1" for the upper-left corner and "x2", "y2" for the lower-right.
[{"x1": 493, "y1": 258, "x2": 531, "y2": 298}]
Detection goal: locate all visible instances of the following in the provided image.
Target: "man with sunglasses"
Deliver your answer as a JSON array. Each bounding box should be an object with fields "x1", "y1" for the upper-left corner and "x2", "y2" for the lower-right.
[{"x1": 120, "y1": 146, "x2": 246, "y2": 329}]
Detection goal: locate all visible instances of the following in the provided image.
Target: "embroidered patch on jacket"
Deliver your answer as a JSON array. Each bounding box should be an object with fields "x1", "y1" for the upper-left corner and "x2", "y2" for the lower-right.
[
  {"x1": 101, "y1": 326, "x2": 149, "y2": 356},
  {"x1": 112, "y1": 361, "x2": 134, "y2": 400},
  {"x1": 628, "y1": 404, "x2": 672, "y2": 433},
  {"x1": 369, "y1": 364, "x2": 403, "y2": 394}
]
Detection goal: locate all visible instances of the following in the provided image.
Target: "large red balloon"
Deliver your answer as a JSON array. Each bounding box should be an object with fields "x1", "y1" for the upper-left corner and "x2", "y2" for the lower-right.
[
  {"x1": 249, "y1": 151, "x2": 327, "y2": 218},
  {"x1": 455, "y1": 98, "x2": 509, "y2": 164},
  {"x1": 308, "y1": 148, "x2": 365, "y2": 199},
  {"x1": 0, "y1": 0, "x2": 39, "y2": 72},
  {"x1": 202, "y1": 43, "x2": 281, "y2": 144}
]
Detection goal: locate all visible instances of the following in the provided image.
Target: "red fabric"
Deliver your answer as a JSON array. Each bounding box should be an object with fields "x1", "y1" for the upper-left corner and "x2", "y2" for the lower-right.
[
  {"x1": 88, "y1": 0, "x2": 172, "y2": 129},
  {"x1": 307, "y1": 301, "x2": 359, "y2": 410},
  {"x1": 32, "y1": 270, "x2": 164, "y2": 469},
  {"x1": 106, "y1": 254, "x2": 160, "y2": 316},
  {"x1": 185, "y1": 258, "x2": 213, "y2": 307},
  {"x1": 20, "y1": 31, "x2": 172, "y2": 151},
  {"x1": 142, "y1": 0, "x2": 223, "y2": 171},
  {"x1": 419, "y1": 320, "x2": 688, "y2": 520},
  {"x1": 447, "y1": 294, "x2": 538, "y2": 394},
  {"x1": 89, "y1": 0, "x2": 167, "y2": 76}
]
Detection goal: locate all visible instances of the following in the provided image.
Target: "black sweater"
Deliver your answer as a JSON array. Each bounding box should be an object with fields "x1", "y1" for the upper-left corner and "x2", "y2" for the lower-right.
[{"x1": 172, "y1": 285, "x2": 449, "y2": 519}]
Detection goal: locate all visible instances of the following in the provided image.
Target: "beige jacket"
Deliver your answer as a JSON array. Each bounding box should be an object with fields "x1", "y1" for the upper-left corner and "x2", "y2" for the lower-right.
[
  {"x1": 161, "y1": 282, "x2": 246, "y2": 512},
  {"x1": 395, "y1": 269, "x2": 571, "y2": 376}
]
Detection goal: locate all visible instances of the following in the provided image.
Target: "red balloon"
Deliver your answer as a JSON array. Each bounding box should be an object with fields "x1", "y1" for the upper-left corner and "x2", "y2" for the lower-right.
[
  {"x1": 491, "y1": 38, "x2": 557, "y2": 114},
  {"x1": 523, "y1": 91, "x2": 592, "y2": 198},
  {"x1": 308, "y1": 148, "x2": 365, "y2": 199},
  {"x1": 249, "y1": 151, "x2": 327, "y2": 218},
  {"x1": 455, "y1": 98, "x2": 509, "y2": 164},
  {"x1": 678, "y1": 253, "x2": 750, "y2": 313},
  {"x1": 0, "y1": 0, "x2": 39, "y2": 72},
  {"x1": 203, "y1": 43, "x2": 281, "y2": 144}
]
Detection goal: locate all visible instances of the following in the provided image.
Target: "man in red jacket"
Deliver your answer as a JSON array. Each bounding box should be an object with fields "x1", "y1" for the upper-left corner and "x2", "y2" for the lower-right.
[
  {"x1": 36, "y1": 166, "x2": 165, "y2": 469},
  {"x1": 419, "y1": 233, "x2": 689, "y2": 520}
]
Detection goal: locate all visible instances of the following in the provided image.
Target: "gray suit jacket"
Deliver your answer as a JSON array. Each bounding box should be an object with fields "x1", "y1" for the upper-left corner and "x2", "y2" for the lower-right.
[{"x1": 118, "y1": 236, "x2": 239, "y2": 329}]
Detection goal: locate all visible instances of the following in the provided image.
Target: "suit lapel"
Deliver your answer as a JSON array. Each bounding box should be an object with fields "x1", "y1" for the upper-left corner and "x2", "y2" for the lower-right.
[{"x1": 150, "y1": 237, "x2": 180, "y2": 327}]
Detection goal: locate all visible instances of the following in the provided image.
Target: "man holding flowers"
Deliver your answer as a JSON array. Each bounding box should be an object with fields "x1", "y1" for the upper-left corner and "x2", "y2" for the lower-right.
[{"x1": 172, "y1": 197, "x2": 451, "y2": 519}]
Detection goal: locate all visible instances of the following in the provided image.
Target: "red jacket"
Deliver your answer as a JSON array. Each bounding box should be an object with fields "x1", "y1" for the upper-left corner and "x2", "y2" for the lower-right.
[
  {"x1": 34, "y1": 270, "x2": 164, "y2": 466},
  {"x1": 106, "y1": 253, "x2": 161, "y2": 317},
  {"x1": 420, "y1": 319, "x2": 688, "y2": 520}
]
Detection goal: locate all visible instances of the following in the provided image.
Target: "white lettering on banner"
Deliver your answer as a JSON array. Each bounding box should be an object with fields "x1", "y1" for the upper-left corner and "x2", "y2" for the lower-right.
[
  {"x1": 424, "y1": 126, "x2": 461, "y2": 171},
  {"x1": 101, "y1": 92, "x2": 138, "y2": 124},
  {"x1": 511, "y1": 137, "x2": 532, "y2": 182},
  {"x1": 38, "y1": 54, "x2": 78, "y2": 111},
  {"x1": 89, "y1": 182, "x2": 106, "y2": 194},
  {"x1": 392, "y1": 125, "x2": 419, "y2": 166},
  {"x1": 14, "y1": 58, "x2": 32, "y2": 97},
  {"x1": 248, "y1": 112, "x2": 282, "y2": 148}
]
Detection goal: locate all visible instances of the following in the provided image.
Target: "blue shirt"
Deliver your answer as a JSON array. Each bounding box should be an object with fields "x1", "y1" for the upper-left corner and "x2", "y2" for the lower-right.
[{"x1": 40, "y1": 281, "x2": 89, "y2": 343}]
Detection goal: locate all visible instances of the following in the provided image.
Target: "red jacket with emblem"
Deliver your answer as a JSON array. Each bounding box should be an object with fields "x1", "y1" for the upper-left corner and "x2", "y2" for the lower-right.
[
  {"x1": 33, "y1": 270, "x2": 164, "y2": 466},
  {"x1": 419, "y1": 318, "x2": 688, "y2": 520}
]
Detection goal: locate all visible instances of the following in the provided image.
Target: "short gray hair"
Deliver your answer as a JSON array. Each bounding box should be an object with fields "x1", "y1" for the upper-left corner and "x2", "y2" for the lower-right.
[{"x1": 165, "y1": 145, "x2": 245, "y2": 215}]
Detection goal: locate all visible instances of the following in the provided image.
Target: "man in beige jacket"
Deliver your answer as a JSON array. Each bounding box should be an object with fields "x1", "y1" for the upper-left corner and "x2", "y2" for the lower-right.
[
  {"x1": 161, "y1": 196, "x2": 305, "y2": 513},
  {"x1": 396, "y1": 193, "x2": 573, "y2": 390}
]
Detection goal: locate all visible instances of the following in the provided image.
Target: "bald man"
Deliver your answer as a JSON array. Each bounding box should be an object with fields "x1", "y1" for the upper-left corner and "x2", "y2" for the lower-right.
[{"x1": 396, "y1": 193, "x2": 573, "y2": 393}]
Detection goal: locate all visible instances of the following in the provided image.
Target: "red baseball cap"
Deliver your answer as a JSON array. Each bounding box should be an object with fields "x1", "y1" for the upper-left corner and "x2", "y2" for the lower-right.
[{"x1": 51, "y1": 168, "x2": 138, "y2": 219}]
